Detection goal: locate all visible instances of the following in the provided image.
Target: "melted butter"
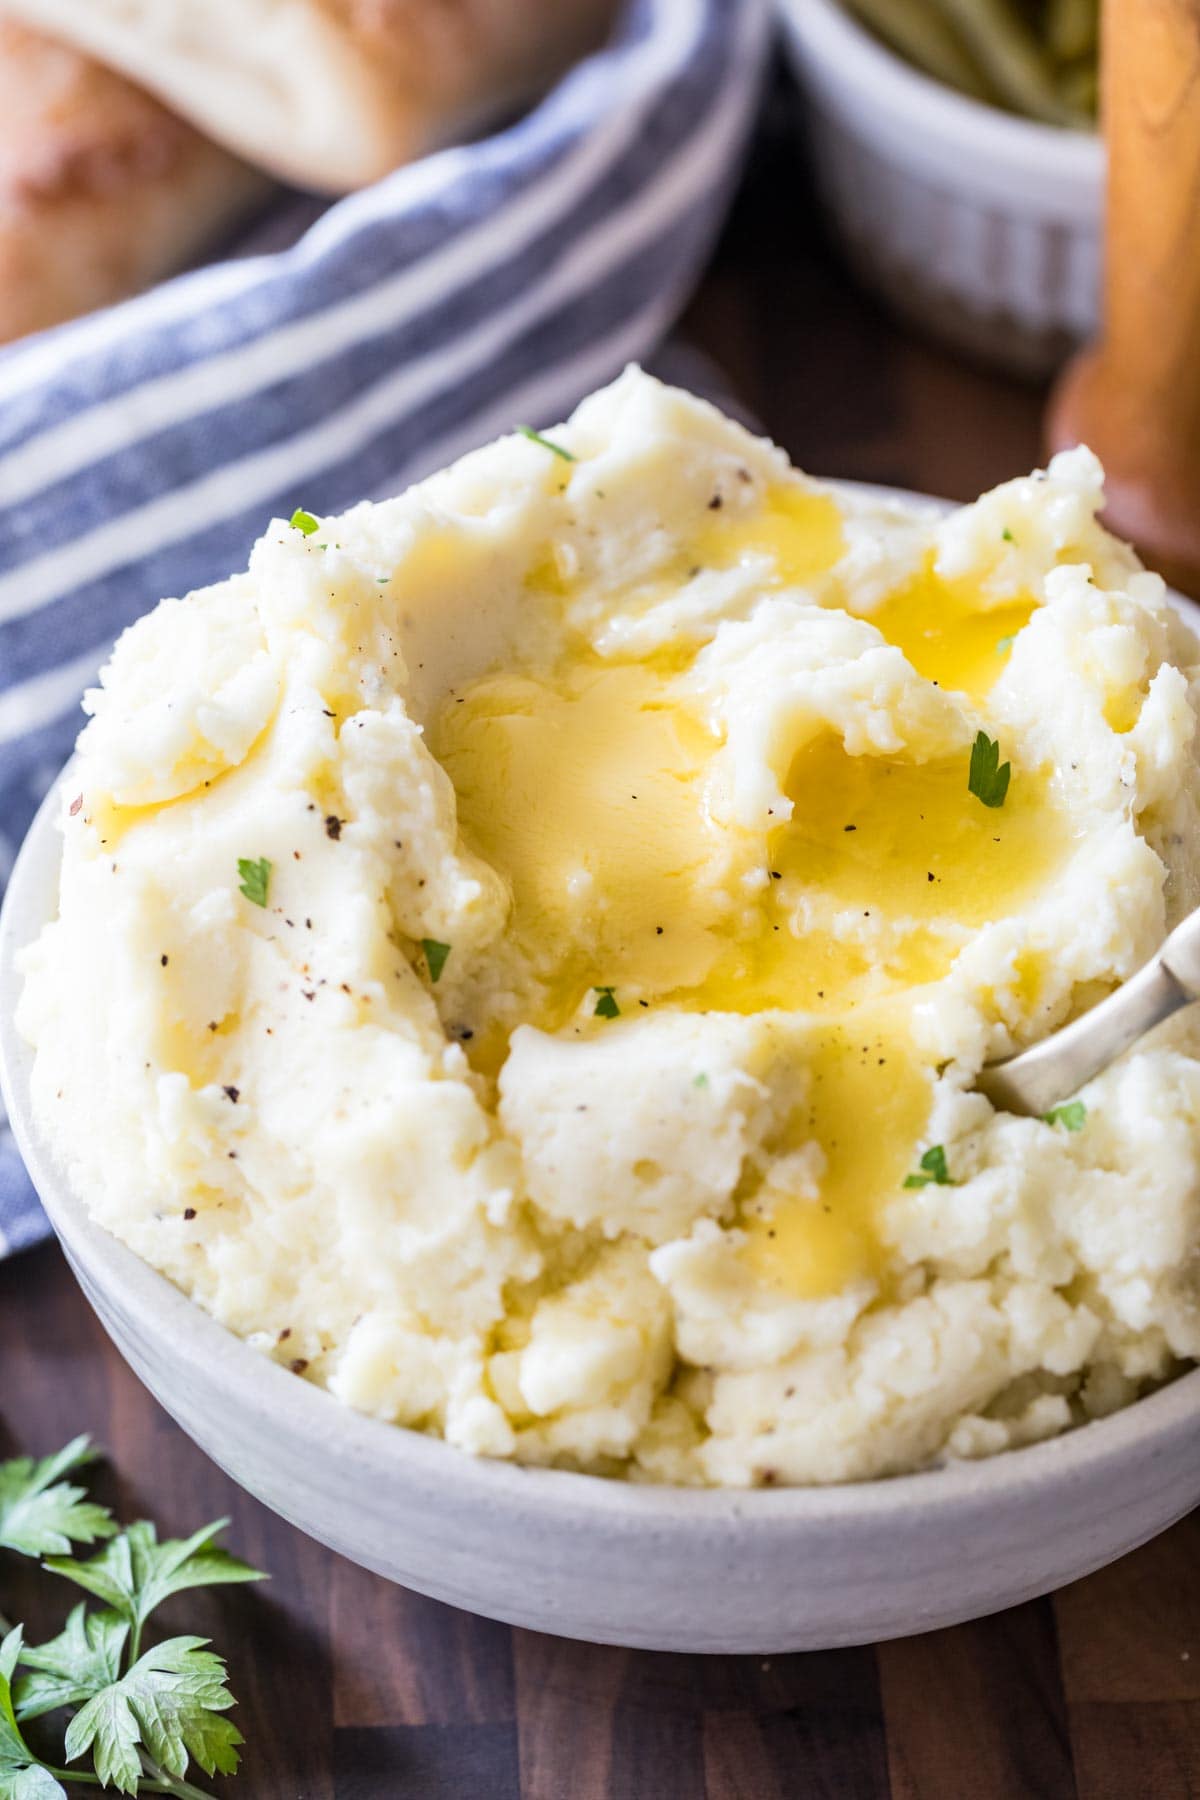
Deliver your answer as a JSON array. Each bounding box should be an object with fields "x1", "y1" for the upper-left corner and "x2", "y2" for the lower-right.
[
  {"x1": 85, "y1": 770, "x2": 237, "y2": 852},
  {"x1": 667, "y1": 917, "x2": 954, "y2": 1019},
  {"x1": 521, "y1": 484, "x2": 846, "y2": 655},
  {"x1": 741, "y1": 1010, "x2": 933, "y2": 1299},
  {"x1": 697, "y1": 492, "x2": 1037, "y2": 703},
  {"x1": 432, "y1": 661, "x2": 1070, "y2": 1042},
  {"x1": 1102, "y1": 688, "x2": 1142, "y2": 734},
  {"x1": 772, "y1": 732, "x2": 1068, "y2": 925},
  {"x1": 85, "y1": 792, "x2": 163, "y2": 852},
  {"x1": 429, "y1": 663, "x2": 731, "y2": 1065},
  {"x1": 693, "y1": 483, "x2": 846, "y2": 588},
  {"x1": 863, "y1": 560, "x2": 1037, "y2": 699},
  {"x1": 713, "y1": 730, "x2": 1068, "y2": 1304},
  {"x1": 427, "y1": 493, "x2": 1073, "y2": 1300},
  {"x1": 525, "y1": 549, "x2": 573, "y2": 599}
]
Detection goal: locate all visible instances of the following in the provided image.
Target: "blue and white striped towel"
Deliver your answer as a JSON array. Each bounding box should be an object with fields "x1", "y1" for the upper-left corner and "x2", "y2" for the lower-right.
[{"x1": 0, "y1": 0, "x2": 771, "y2": 1256}]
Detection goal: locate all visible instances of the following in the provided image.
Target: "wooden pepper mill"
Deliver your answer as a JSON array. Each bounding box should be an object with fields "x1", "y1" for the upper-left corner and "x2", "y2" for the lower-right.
[{"x1": 1047, "y1": 0, "x2": 1200, "y2": 596}]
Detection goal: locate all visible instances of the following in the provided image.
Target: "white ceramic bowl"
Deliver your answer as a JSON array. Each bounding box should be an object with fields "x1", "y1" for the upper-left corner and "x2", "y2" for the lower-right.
[
  {"x1": 778, "y1": 0, "x2": 1104, "y2": 375},
  {"x1": 3, "y1": 532, "x2": 1199, "y2": 1654}
]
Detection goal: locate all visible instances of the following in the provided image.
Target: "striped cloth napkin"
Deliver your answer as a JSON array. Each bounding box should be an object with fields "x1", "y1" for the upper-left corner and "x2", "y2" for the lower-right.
[{"x1": 0, "y1": 0, "x2": 771, "y2": 1256}]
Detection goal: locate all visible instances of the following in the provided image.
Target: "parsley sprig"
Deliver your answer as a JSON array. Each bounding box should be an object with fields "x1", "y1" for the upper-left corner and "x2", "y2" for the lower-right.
[
  {"x1": 968, "y1": 731, "x2": 1011, "y2": 809},
  {"x1": 0, "y1": 1438, "x2": 264, "y2": 1797},
  {"x1": 45, "y1": 1520, "x2": 263, "y2": 1669},
  {"x1": 422, "y1": 939, "x2": 451, "y2": 984},
  {"x1": 1044, "y1": 1100, "x2": 1087, "y2": 1131},
  {"x1": 516, "y1": 426, "x2": 576, "y2": 463},
  {"x1": 903, "y1": 1145, "x2": 959, "y2": 1189},
  {"x1": 236, "y1": 859, "x2": 271, "y2": 910},
  {"x1": 0, "y1": 1440, "x2": 115, "y2": 1560},
  {"x1": 593, "y1": 986, "x2": 620, "y2": 1020}
]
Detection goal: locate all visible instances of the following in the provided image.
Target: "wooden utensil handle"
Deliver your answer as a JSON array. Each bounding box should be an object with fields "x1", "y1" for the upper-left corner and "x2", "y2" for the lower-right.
[{"x1": 1047, "y1": 0, "x2": 1200, "y2": 595}]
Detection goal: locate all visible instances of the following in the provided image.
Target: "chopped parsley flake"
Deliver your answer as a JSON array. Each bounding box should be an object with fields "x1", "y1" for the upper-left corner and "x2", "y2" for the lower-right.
[
  {"x1": 517, "y1": 425, "x2": 576, "y2": 462},
  {"x1": 968, "y1": 731, "x2": 1011, "y2": 808},
  {"x1": 289, "y1": 508, "x2": 319, "y2": 535},
  {"x1": 996, "y1": 635, "x2": 1015, "y2": 654},
  {"x1": 903, "y1": 1145, "x2": 958, "y2": 1188},
  {"x1": 422, "y1": 938, "x2": 451, "y2": 983},
  {"x1": 1044, "y1": 1100, "x2": 1087, "y2": 1131},
  {"x1": 593, "y1": 986, "x2": 620, "y2": 1019},
  {"x1": 1002, "y1": 527, "x2": 1015, "y2": 542},
  {"x1": 237, "y1": 856, "x2": 271, "y2": 908},
  {"x1": 693, "y1": 1072, "x2": 709, "y2": 1089}
]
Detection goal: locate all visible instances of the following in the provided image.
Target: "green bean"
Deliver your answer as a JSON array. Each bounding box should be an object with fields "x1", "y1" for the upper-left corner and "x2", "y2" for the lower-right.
[
  {"x1": 1046, "y1": 0, "x2": 1098, "y2": 65},
  {"x1": 1057, "y1": 58, "x2": 1099, "y2": 117},
  {"x1": 926, "y1": 0, "x2": 1081, "y2": 125},
  {"x1": 839, "y1": 0, "x2": 1098, "y2": 130},
  {"x1": 843, "y1": 0, "x2": 993, "y2": 98}
]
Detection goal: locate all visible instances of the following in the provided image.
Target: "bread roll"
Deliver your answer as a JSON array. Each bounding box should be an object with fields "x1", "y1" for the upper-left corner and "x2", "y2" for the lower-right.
[
  {"x1": 0, "y1": 18, "x2": 270, "y2": 344},
  {"x1": 1, "y1": 0, "x2": 621, "y2": 194}
]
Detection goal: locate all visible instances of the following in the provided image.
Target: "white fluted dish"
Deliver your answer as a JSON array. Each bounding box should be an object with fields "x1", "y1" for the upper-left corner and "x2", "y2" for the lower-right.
[
  {"x1": 779, "y1": 0, "x2": 1104, "y2": 376},
  {"x1": 2, "y1": 587, "x2": 1198, "y2": 1655}
]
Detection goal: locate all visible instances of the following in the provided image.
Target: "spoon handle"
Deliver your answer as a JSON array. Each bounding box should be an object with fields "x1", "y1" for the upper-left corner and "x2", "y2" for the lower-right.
[{"x1": 976, "y1": 921, "x2": 1200, "y2": 1116}]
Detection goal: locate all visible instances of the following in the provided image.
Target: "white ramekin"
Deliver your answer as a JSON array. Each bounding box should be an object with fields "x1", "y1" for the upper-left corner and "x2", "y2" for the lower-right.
[{"x1": 778, "y1": 0, "x2": 1104, "y2": 375}]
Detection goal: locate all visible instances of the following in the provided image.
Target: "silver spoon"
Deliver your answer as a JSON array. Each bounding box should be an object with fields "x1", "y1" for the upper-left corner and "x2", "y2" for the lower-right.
[{"x1": 975, "y1": 907, "x2": 1200, "y2": 1116}]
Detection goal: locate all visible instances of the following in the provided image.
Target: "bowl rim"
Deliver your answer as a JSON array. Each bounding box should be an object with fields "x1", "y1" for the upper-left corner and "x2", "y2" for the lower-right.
[
  {"x1": 2, "y1": 476, "x2": 1197, "y2": 1532},
  {"x1": 777, "y1": 0, "x2": 1103, "y2": 182}
]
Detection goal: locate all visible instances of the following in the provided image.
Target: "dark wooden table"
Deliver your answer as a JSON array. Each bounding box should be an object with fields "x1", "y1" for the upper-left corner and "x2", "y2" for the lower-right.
[{"x1": 3, "y1": 128, "x2": 1198, "y2": 1800}]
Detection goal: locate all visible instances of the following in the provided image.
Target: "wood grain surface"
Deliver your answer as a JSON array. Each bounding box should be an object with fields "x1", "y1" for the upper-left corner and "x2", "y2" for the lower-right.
[{"x1": 2, "y1": 121, "x2": 1197, "y2": 1800}]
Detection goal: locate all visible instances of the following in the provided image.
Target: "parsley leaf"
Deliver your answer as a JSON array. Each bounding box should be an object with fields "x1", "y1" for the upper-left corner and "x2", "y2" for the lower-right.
[
  {"x1": 968, "y1": 731, "x2": 1011, "y2": 809},
  {"x1": 1001, "y1": 527, "x2": 1015, "y2": 543},
  {"x1": 0, "y1": 1760, "x2": 64, "y2": 1798},
  {"x1": 237, "y1": 856, "x2": 271, "y2": 908},
  {"x1": 422, "y1": 939, "x2": 451, "y2": 984},
  {"x1": 1, "y1": 1444, "x2": 263, "y2": 1798},
  {"x1": 63, "y1": 1638, "x2": 243, "y2": 1793},
  {"x1": 517, "y1": 425, "x2": 576, "y2": 463},
  {"x1": 0, "y1": 1766, "x2": 63, "y2": 1800},
  {"x1": 289, "y1": 508, "x2": 319, "y2": 535},
  {"x1": 45, "y1": 1519, "x2": 264, "y2": 1649},
  {"x1": 903, "y1": 1145, "x2": 959, "y2": 1188},
  {"x1": 0, "y1": 1438, "x2": 115, "y2": 1559},
  {"x1": 593, "y1": 986, "x2": 620, "y2": 1019},
  {"x1": 14, "y1": 1606, "x2": 127, "y2": 1723},
  {"x1": 0, "y1": 1762, "x2": 65, "y2": 1797},
  {"x1": 1044, "y1": 1100, "x2": 1087, "y2": 1131},
  {"x1": 0, "y1": 1630, "x2": 65, "y2": 1800}
]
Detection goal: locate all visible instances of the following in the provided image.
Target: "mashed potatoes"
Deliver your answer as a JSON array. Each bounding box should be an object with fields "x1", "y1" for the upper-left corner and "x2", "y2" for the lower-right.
[{"x1": 18, "y1": 369, "x2": 1200, "y2": 1485}]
